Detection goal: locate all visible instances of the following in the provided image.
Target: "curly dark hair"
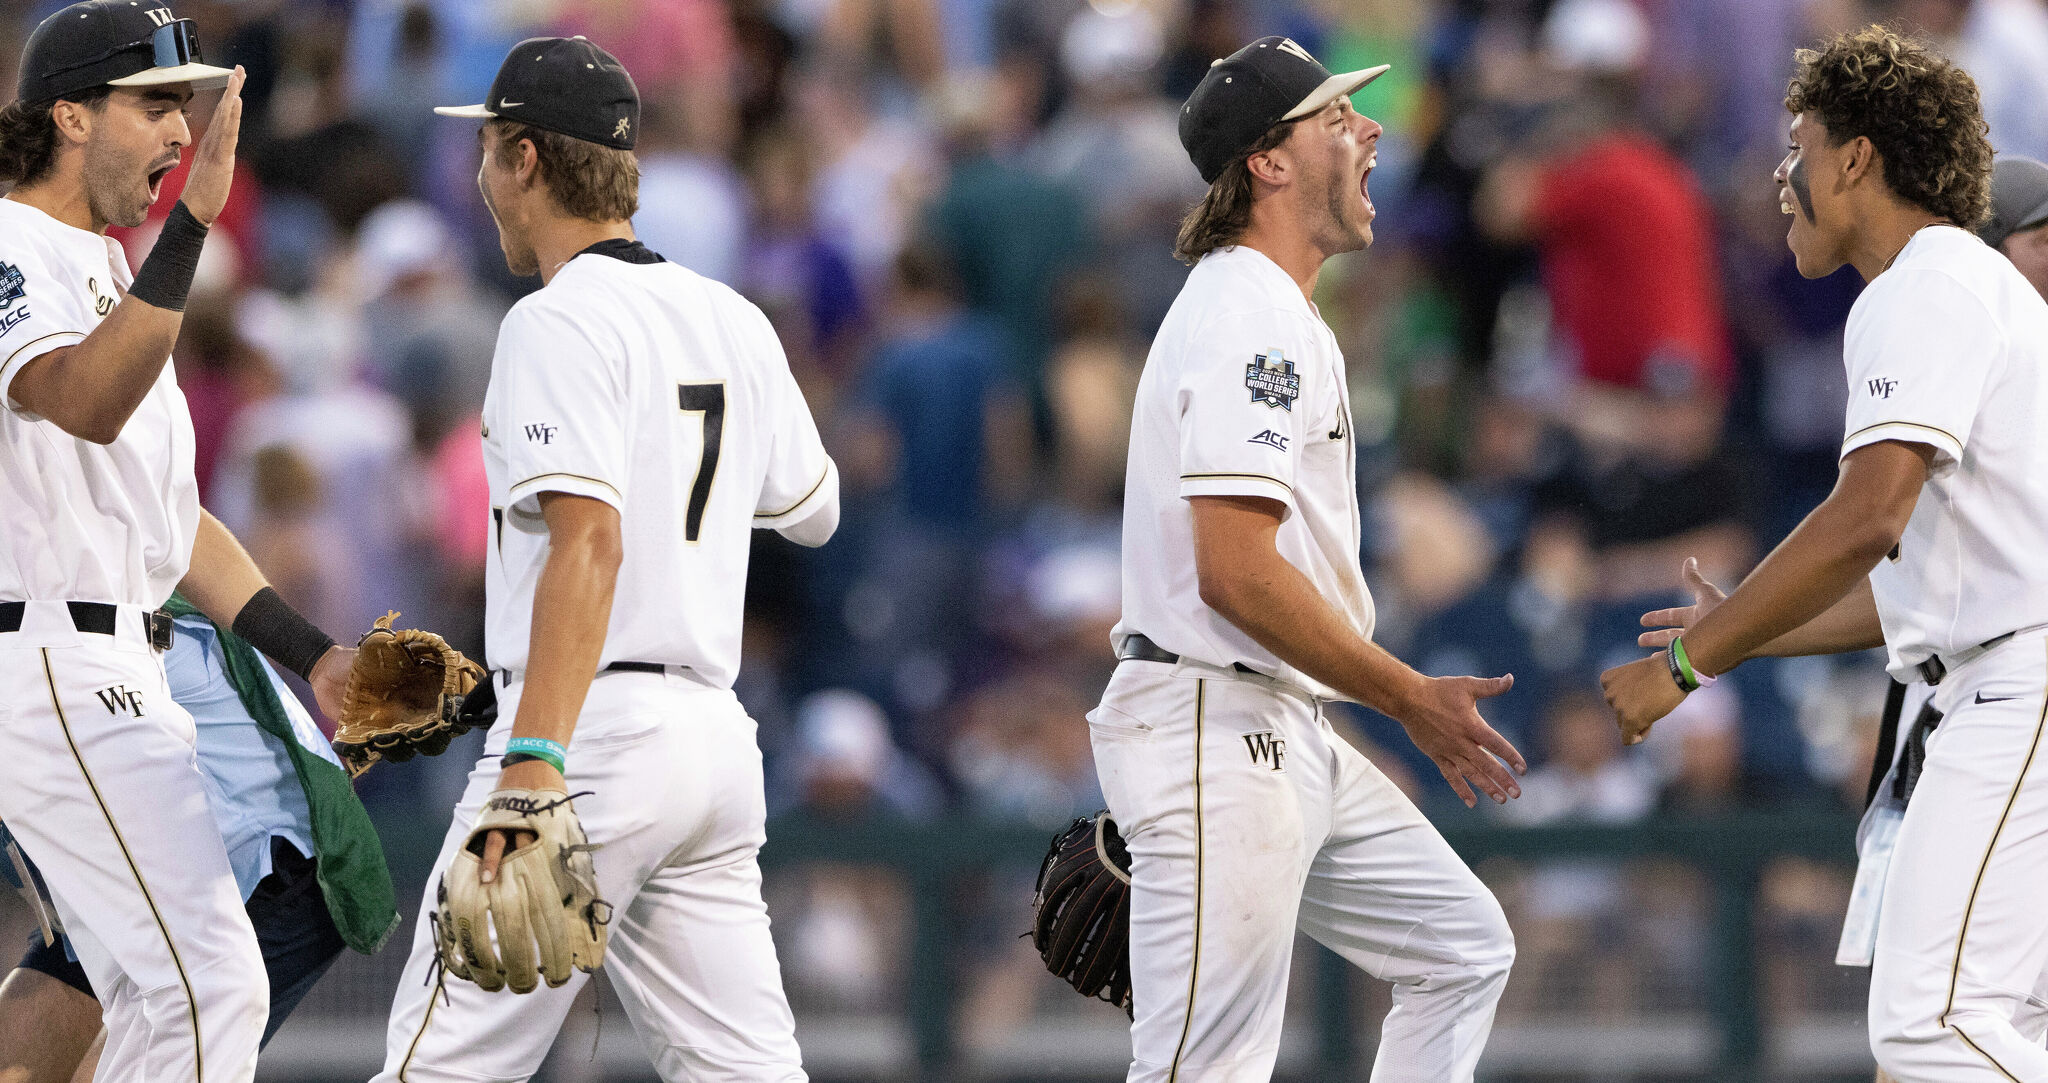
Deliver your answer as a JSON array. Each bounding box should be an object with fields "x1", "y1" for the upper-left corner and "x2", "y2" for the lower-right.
[
  {"x1": 1785, "y1": 25, "x2": 1992, "y2": 228},
  {"x1": 1173, "y1": 119, "x2": 1299, "y2": 265},
  {"x1": 0, "y1": 90, "x2": 110, "y2": 190}
]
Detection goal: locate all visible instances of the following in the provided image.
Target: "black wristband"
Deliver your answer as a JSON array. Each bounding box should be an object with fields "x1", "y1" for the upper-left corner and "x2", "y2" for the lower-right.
[
  {"x1": 125, "y1": 202, "x2": 209, "y2": 312},
  {"x1": 1665, "y1": 647, "x2": 1697, "y2": 693},
  {"x1": 501, "y1": 752, "x2": 547, "y2": 769},
  {"x1": 231, "y1": 587, "x2": 336, "y2": 681}
]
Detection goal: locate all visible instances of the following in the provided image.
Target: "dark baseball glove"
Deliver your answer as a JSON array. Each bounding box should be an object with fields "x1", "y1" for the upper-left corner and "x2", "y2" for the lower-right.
[
  {"x1": 332, "y1": 611, "x2": 487, "y2": 778},
  {"x1": 1031, "y1": 810, "x2": 1134, "y2": 1015}
]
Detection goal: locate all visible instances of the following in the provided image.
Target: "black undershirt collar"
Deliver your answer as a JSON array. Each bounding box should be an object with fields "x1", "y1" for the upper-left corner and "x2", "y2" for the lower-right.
[{"x1": 576, "y1": 238, "x2": 666, "y2": 265}]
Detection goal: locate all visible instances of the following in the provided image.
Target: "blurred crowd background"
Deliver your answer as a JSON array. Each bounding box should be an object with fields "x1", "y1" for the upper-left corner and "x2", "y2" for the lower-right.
[{"x1": 10, "y1": 0, "x2": 2048, "y2": 1077}]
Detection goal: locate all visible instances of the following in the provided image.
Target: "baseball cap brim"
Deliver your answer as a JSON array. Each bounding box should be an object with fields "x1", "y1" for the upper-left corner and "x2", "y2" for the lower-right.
[
  {"x1": 1280, "y1": 64, "x2": 1390, "y2": 121},
  {"x1": 108, "y1": 62, "x2": 234, "y2": 91},
  {"x1": 433, "y1": 104, "x2": 497, "y2": 119}
]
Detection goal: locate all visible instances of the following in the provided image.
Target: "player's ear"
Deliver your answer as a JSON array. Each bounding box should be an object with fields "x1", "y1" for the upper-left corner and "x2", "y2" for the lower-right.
[
  {"x1": 1246, "y1": 146, "x2": 1288, "y2": 188},
  {"x1": 513, "y1": 137, "x2": 542, "y2": 189},
  {"x1": 1841, "y1": 135, "x2": 1876, "y2": 188},
  {"x1": 49, "y1": 99, "x2": 96, "y2": 146}
]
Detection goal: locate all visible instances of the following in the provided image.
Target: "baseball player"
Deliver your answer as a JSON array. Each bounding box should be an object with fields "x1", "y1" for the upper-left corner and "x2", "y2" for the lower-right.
[
  {"x1": 376, "y1": 37, "x2": 838, "y2": 1081},
  {"x1": 1093, "y1": 37, "x2": 1525, "y2": 1083},
  {"x1": 0, "y1": 599, "x2": 398, "y2": 1083},
  {"x1": 0, "y1": 4, "x2": 372, "y2": 1080},
  {"x1": 1604, "y1": 27, "x2": 2048, "y2": 1081}
]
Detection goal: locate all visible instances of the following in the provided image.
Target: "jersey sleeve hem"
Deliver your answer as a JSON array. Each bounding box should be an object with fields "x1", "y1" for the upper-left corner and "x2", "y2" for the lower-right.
[
  {"x1": 1841, "y1": 420, "x2": 1964, "y2": 475},
  {"x1": 506, "y1": 471, "x2": 625, "y2": 515},
  {"x1": 0, "y1": 331, "x2": 85, "y2": 415},
  {"x1": 755, "y1": 460, "x2": 836, "y2": 524},
  {"x1": 1179, "y1": 471, "x2": 1296, "y2": 514}
]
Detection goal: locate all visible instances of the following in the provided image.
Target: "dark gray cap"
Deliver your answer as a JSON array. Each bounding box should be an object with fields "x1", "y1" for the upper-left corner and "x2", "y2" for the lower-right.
[{"x1": 1980, "y1": 156, "x2": 2048, "y2": 250}]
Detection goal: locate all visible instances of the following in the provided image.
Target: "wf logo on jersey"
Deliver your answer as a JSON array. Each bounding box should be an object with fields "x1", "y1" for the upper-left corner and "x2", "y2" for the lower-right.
[
  {"x1": 94, "y1": 685, "x2": 145, "y2": 718},
  {"x1": 1248, "y1": 429, "x2": 1288, "y2": 451},
  {"x1": 1867, "y1": 377, "x2": 1898, "y2": 399},
  {"x1": 1244, "y1": 731, "x2": 1286, "y2": 771},
  {"x1": 1245, "y1": 349, "x2": 1300, "y2": 410},
  {"x1": 524, "y1": 423, "x2": 559, "y2": 444}
]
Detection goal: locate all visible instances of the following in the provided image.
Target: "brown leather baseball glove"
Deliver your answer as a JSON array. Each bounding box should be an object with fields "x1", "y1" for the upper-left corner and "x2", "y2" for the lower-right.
[
  {"x1": 1031, "y1": 810, "x2": 1134, "y2": 1016},
  {"x1": 332, "y1": 611, "x2": 487, "y2": 778}
]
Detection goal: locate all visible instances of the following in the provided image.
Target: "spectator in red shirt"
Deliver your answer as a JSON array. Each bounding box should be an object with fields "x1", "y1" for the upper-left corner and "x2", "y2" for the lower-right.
[{"x1": 1478, "y1": 66, "x2": 1750, "y2": 599}]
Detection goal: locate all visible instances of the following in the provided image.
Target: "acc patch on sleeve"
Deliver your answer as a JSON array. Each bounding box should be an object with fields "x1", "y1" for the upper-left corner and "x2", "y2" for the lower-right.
[
  {"x1": 1245, "y1": 349, "x2": 1299, "y2": 410},
  {"x1": 0, "y1": 263, "x2": 29, "y2": 336}
]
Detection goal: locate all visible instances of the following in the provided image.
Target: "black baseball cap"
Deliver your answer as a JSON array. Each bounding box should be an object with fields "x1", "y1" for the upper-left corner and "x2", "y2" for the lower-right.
[
  {"x1": 435, "y1": 37, "x2": 639, "y2": 151},
  {"x1": 1980, "y1": 156, "x2": 2048, "y2": 250},
  {"x1": 1179, "y1": 36, "x2": 1388, "y2": 185},
  {"x1": 17, "y1": 1, "x2": 233, "y2": 106}
]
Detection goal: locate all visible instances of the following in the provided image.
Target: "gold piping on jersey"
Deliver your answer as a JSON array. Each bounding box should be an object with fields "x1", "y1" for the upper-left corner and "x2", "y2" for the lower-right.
[
  {"x1": 2, "y1": 331, "x2": 85, "y2": 377},
  {"x1": 41, "y1": 648, "x2": 206, "y2": 1082},
  {"x1": 506, "y1": 471, "x2": 623, "y2": 505},
  {"x1": 1937, "y1": 638, "x2": 2048, "y2": 1077},
  {"x1": 1842, "y1": 420, "x2": 1963, "y2": 453},
  {"x1": 1167, "y1": 679, "x2": 1207, "y2": 1082},
  {"x1": 1179, "y1": 471, "x2": 1292, "y2": 490},
  {"x1": 755, "y1": 463, "x2": 830, "y2": 521}
]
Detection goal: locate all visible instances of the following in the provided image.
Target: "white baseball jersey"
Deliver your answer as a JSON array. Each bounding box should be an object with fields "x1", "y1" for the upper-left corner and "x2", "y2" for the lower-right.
[
  {"x1": 0, "y1": 197, "x2": 197, "y2": 607},
  {"x1": 1840, "y1": 225, "x2": 2048, "y2": 678},
  {"x1": 480, "y1": 240, "x2": 838, "y2": 685},
  {"x1": 1112, "y1": 244, "x2": 1372, "y2": 700}
]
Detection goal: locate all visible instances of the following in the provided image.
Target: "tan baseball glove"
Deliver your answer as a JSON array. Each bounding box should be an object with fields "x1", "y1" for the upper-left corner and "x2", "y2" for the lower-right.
[
  {"x1": 431, "y1": 789, "x2": 611, "y2": 994},
  {"x1": 332, "y1": 611, "x2": 487, "y2": 778}
]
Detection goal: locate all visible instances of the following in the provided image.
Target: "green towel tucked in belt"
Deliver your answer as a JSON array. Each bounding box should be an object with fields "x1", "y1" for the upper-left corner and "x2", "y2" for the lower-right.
[{"x1": 162, "y1": 595, "x2": 398, "y2": 954}]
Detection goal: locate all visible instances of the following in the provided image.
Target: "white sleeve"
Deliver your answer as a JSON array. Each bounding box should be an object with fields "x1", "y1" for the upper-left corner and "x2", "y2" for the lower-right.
[
  {"x1": 496, "y1": 303, "x2": 632, "y2": 516},
  {"x1": 1175, "y1": 308, "x2": 1318, "y2": 517},
  {"x1": 0, "y1": 245, "x2": 92, "y2": 415},
  {"x1": 748, "y1": 308, "x2": 838, "y2": 542},
  {"x1": 1840, "y1": 269, "x2": 2002, "y2": 478}
]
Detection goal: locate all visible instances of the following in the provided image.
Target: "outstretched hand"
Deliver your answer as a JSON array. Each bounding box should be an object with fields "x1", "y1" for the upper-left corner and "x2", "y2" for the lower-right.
[
  {"x1": 182, "y1": 66, "x2": 245, "y2": 226},
  {"x1": 1395, "y1": 674, "x2": 1526, "y2": 808},
  {"x1": 1638, "y1": 556, "x2": 1727, "y2": 649}
]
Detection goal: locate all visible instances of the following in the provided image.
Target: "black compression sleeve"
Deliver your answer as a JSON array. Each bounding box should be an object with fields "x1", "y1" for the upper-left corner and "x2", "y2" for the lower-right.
[
  {"x1": 125, "y1": 202, "x2": 208, "y2": 312},
  {"x1": 231, "y1": 587, "x2": 336, "y2": 681}
]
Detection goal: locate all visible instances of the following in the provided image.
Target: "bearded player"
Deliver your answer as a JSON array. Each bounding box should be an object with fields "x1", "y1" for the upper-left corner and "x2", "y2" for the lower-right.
[{"x1": 1091, "y1": 36, "x2": 1524, "y2": 1083}]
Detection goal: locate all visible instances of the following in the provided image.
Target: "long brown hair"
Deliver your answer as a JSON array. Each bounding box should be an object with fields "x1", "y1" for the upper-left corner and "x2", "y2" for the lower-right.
[
  {"x1": 487, "y1": 120, "x2": 640, "y2": 223},
  {"x1": 1172, "y1": 120, "x2": 1297, "y2": 265}
]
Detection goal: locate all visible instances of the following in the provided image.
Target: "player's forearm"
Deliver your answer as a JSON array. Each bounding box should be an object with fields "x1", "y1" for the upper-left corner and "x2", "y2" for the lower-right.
[
  {"x1": 1683, "y1": 499, "x2": 1892, "y2": 676},
  {"x1": 178, "y1": 510, "x2": 271, "y2": 625},
  {"x1": 7, "y1": 299, "x2": 184, "y2": 444},
  {"x1": 1747, "y1": 578, "x2": 1884, "y2": 659},
  {"x1": 1202, "y1": 552, "x2": 1427, "y2": 718},
  {"x1": 511, "y1": 509, "x2": 622, "y2": 747}
]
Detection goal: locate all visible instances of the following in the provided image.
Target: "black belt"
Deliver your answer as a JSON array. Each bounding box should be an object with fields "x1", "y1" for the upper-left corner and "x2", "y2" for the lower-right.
[
  {"x1": 1916, "y1": 630, "x2": 2020, "y2": 686},
  {"x1": 494, "y1": 660, "x2": 676, "y2": 687},
  {"x1": 0, "y1": 601, "x2": 175, "y2": 651},
  {"x1": 1116, "y1": 633, "x2": 1258, "y2": 675}
]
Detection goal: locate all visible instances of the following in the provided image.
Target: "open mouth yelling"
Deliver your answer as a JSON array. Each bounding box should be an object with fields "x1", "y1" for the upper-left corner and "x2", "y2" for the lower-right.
[
  {"x1": 147, "y1": 158, "x2": 178, "y2": 202},
  {"x1": 1361, "y1": 148, "x2": 1378, "y2": 217}
]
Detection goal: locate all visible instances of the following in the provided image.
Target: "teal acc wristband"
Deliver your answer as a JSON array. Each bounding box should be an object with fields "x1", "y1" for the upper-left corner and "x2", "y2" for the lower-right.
[{"x1": 505, "y1": 737, "x2": 567, "y2": 773}]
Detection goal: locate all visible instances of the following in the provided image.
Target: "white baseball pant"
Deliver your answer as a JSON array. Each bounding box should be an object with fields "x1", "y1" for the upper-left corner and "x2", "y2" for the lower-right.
[
  {"x1": 376, "y1": 669, "x2": 805, "y2": 1083},
  {"x1": 1089, "y1": 657, "x2": 1514, "y2": 1083},
  {"x1": 0, "y1": 601, "x2": 267, "y2": 1083},
  {"x1": 1870, "y1": 632, "x2": 2048, "y2": 1081}
]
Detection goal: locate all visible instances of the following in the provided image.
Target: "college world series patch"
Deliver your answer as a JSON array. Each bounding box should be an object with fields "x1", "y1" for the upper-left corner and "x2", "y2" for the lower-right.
[
  {"x1": 1245, "y1": 349, "x2": 1299, "y2": 410},
  {"x1": 0, "y1": 263, "x2": 25, "y2": 310}
]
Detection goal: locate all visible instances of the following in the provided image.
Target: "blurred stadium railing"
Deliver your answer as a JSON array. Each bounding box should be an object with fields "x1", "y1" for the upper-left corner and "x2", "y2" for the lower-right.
[{"x1": 165, "y1": 811, "x2": 1879, "y2": 1082}]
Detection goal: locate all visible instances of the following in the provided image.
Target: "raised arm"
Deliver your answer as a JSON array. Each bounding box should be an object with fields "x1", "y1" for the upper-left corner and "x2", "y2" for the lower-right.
[{"x1": 8, "y1": 69, "x2": 243, "y2": 443}]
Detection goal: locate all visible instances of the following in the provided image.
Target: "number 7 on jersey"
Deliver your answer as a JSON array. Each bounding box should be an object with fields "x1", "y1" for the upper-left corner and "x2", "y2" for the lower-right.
[{"x1": 678, "y1": 383, "x2": 724, "y2": 543}]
